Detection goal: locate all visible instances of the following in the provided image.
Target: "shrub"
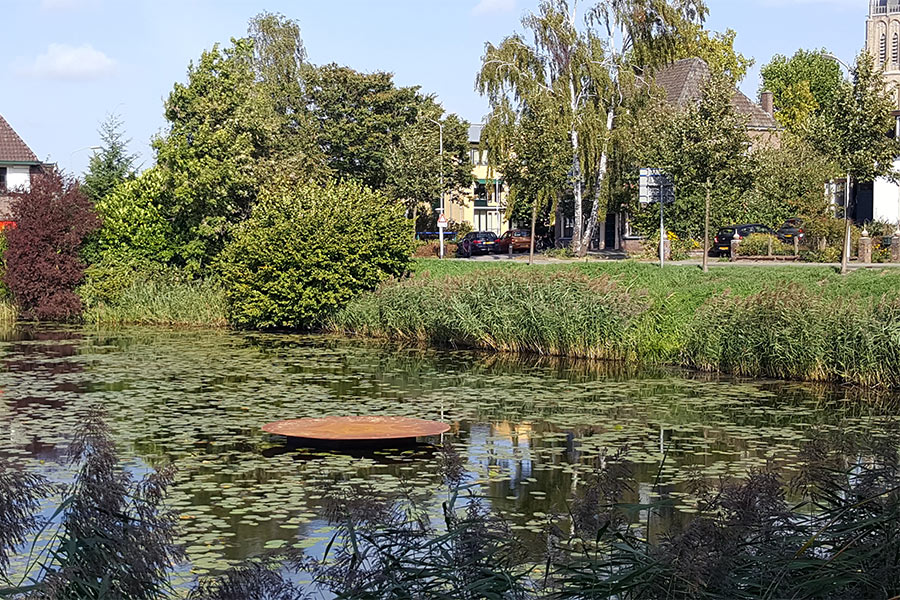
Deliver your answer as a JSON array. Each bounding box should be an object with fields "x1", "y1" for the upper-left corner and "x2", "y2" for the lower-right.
[
  {"x1": 737, "y1": 233, "x2": 793, "y2": 256},
  {"x1": 4, "y1": 171, "x2": 99, "y2": 320},
  {"x1": 90, "y1": 167, "x2": 175, "y2": 266},
  {"x1": 219, "y1": 180, "x2": 414, "y2": 329}
]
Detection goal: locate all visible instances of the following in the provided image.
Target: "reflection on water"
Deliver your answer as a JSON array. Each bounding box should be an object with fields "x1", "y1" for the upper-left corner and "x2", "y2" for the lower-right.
[{"x1": 0, "y1": 326, "x2": 898, "y2": 577}]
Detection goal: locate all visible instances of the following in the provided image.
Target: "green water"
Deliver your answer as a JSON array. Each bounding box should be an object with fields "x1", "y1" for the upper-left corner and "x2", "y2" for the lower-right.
[{"x1": 1, "y1": 326, "x2": 896, "y2": 579}]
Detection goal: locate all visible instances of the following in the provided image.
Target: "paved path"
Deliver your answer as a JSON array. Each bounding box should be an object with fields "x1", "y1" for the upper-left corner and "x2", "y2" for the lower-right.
[{"x1": 453, "y1": 253, "x2": 900, "y2": 269}]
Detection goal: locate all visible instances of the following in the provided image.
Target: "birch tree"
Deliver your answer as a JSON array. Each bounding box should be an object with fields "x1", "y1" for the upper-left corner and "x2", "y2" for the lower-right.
[{"x1": 477, "y1": 0, "x2": 706, "y2": 256}]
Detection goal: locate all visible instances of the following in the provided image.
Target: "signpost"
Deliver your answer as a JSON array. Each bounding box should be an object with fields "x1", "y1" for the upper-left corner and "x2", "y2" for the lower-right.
[
  {"x1": 639, "y1": 168, "x2": 675, "y2": 268},
  {"x1": 437, "y1": 213, "x2": 447, "y2": 259}
]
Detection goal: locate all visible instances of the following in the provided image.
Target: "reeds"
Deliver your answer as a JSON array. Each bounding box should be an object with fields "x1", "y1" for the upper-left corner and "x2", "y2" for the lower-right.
[
  {"x1": 333, "y1": 262, "x2": 900, "y2": 388},
  {"x1": 82, "y1": 278, "x2": 227, "y2": 328},
  {"x1": 332, "y1": 269, "x2": 649, "y2": 361}
]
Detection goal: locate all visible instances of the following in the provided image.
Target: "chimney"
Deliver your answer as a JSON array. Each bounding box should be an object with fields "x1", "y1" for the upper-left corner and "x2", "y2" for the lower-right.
[{"x1": 760, "y1": 91, "x2": 774, "y2": 117}]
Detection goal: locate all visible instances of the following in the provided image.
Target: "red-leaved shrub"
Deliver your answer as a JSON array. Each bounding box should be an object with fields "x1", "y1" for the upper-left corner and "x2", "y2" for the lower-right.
[{"x1": 4, "y1": 171, "x2": 99, "y2": 320}]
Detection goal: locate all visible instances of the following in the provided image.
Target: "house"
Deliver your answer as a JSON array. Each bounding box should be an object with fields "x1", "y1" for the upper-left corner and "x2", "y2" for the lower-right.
[
  {"x1": 859, "y1": 0, "x2": 900, "y2": 226},
  {"x1": 440, "y1": 124, "x2": 511, "y2": 236},
  {"x1": 0, "y1": 114, "x2": 42, "y2": 225},
  {"x1": 652, "y1": 57, "x2": 781, "y2": 149},
  {"x1": 611, "y1": 57, "x2": 781, "y2": 253}
]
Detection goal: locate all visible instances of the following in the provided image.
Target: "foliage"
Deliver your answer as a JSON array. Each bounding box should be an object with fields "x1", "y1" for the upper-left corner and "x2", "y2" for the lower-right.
[
  {"x1": 633, "y1": 70, "x2": 752, "y2": 239},
  {"x1": 674, "y1": 26, "x2": 753, "y2": 83},
  {"x1": 219, "y1": 181, "x2": 413, "y2": 330},
  {"x1": 303, "y1": 63, "x2": 436, "y2": 190},
  {"x1": 335, "y1": 259, "x2": 900, "y2": 387},
  {"x1": 81, "y1": 113, "x2": 137, "y2": 206},
  {"x1": 4, "y1": 171, "x2": 99, "y2": 321},
  {"x1": 385, "y1": 112, "x2": 471, "y2": 226},
  {"x1": 745, "y1": 132, "x2": 839, "y2": 223},
  {"x1": 760, "y1": 48, "x2": 844, "y2": 130},
  {"x1": 333, "y1": 269, "x2": 650, "y2": 360},
  {"x1": 736, "y1": 233, "x2": 793, "y2": 256},
  {"x1": 91, "y1": 168, "x2": 174, "y2": 265},
  {"x1": 687, "y1": 285, "x2": 900, "y2": 387},
  {"x1": 1, "y1": 409, "x2": 182, "y2": 600},
  {"x1": 478, "y1": 0, "x2": 707, "y2": 256},
  {"x1": 805, "y1": 51, "x2": 900, "y2": 203}
]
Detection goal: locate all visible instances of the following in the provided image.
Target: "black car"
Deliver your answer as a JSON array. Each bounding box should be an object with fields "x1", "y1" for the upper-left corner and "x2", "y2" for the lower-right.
[
  {"x1": 456, "y1": 231, "x2": 498, "y2": 257},
  {"x1": 776, "y1": 218, "x2": 804, "y2": 243},
  {"x1": 712, "y1": 224, "x2": 776, "y2": 256}
]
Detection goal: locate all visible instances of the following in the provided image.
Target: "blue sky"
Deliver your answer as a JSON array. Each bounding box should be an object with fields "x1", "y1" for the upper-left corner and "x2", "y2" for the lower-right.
[{"x1": 2, "y1": 0, "x2": 867, "y2": 176}]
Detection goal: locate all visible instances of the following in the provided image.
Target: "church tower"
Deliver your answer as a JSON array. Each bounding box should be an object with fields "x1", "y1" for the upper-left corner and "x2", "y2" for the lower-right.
[{"x1": 867, "y1": 0, "x2": 900, "y2": 107}]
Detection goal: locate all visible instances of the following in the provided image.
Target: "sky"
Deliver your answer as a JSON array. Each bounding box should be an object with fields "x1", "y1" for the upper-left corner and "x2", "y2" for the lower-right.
[{"x1": 1, "y1": 0, "x2": 869, "y2": 176}]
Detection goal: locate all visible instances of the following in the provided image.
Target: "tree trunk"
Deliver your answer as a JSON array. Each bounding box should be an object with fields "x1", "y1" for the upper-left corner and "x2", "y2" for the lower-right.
[
  {"x1": 702, "y1": 179, "x2": 710, "y2": 273},
  {"x1": 578, "y1": 108, "x2": 616, "y2": 257},
  {"x1": 570, "y1": 128, "x2": 583, "y2": 255},
  {"x1": 412, "y1": 203, "x2": 418, "y2": 236},
  {"x1": 841, "y1": 173, "x2": 852, "y2": 275},
  {"x1": 529, "y1": 197, "x2": 537, "y2": 265}
]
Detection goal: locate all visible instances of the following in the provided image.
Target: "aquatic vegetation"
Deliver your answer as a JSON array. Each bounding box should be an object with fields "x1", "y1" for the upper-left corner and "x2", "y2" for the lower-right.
[
  {"x1": 0, "y1": 326, "x2": 898, "y2": 583},
  {"x1": 333, "y1": 260, "x2": 900, "y2": 387}
]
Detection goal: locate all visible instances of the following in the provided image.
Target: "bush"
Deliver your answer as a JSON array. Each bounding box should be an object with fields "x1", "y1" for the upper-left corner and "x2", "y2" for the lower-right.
[
  {"x1": 4, "y1": 171, "x2": 99, "y2": 320},
  {"x1": 737, "y1": 233, "x2": 793, "y2": 256},
  {"x1": 219, "y1": 180, "x2": 413, "y2": 329}
]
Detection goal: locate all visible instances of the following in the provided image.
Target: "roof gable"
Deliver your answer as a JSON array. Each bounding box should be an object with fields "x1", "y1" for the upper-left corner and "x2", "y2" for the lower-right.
[
  {"x1": 653, "y1": 58, "x2": 779, "y2": 131},
  {"x1": 0, "y1": 115, "x2": 38, "y2": 163}
]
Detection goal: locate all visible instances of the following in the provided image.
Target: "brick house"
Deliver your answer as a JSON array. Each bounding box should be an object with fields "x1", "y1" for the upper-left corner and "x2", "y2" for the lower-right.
[{"x1": 0, "y1": 114, "x2": 43, "y2": 226}]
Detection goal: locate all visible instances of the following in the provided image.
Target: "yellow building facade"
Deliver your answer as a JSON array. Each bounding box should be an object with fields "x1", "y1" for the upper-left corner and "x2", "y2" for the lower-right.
[{"x1": 441, "y1": 124, "x2": 512, "y2": 235}]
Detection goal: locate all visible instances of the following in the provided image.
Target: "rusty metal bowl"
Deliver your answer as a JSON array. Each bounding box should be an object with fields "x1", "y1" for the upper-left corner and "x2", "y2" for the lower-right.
[{"x1": 262, "y1": 415, "x2": 450, "y2": 447}]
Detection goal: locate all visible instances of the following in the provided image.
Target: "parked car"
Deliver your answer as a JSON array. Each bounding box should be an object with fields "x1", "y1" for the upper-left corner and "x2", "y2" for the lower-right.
[
  {"x1": 456, "y1": 231, "x2": 498, "y2": 257},
  {"x1": 712, "y1": 223, "x2": 776, "y2": 256},
  {"x1": 776, "y1": 218, "x2": 804, "y2": 243},
  {"x1": 495, "y1": 229, "x2": 533, "y2": 254}
]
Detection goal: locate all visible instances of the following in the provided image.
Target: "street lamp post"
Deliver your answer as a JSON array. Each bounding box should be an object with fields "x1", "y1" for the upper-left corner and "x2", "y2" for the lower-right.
[
  {"x1": 428, "y1": 119, "x2": 445, "y2": 258},
  {"x1": 823, "y1": 53, "x2": 855, "y2": 274}
]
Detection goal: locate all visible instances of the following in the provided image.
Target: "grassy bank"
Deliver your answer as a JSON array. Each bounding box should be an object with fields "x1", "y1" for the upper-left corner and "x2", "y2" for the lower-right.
[
  {"x1": 331, "y1": 259, "x2": 900, "y2": 387},
  {"x1": 82, "y1": 277, "x2": 227, "y2": 328}
]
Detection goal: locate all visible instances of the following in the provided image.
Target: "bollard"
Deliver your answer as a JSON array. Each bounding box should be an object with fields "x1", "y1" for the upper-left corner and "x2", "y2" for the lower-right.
[
  {"x1": 859, "y1": 230, "x2": 872, "y2": 264},
  {"x1": 730, "y1": 233, "x2": 740, "y2": 262},
  {"x1": 508, "y1": 238, "x2": 513, "y2": 258},
  {"x1": 892, "y1": 233, "x2": 900, "y2": 263},
  {"x1": 793, "y1": 236, "x2": 799, "y2": 256}
]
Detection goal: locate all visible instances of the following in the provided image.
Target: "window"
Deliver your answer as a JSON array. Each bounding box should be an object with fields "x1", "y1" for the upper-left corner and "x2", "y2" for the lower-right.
[
  {"x1": 0, "y1": 168, "x2": 5, "y2": 191},
  {"x1": 881, "y1": 32, "x2": 888, "y2": 65},
  {"x1": 893, "y1": 32, "x2": 899, "y2": 66}
]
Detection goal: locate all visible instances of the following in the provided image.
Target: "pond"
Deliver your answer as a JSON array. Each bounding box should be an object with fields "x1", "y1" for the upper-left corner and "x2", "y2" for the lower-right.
[{"x1": 1, "y1": 326, "x2": 897, "y2": 582}]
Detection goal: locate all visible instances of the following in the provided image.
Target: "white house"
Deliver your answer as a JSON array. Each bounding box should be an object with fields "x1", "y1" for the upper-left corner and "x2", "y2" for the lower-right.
[{"x1": 0, "y1": 114, "x2": 41, "y2": 222}]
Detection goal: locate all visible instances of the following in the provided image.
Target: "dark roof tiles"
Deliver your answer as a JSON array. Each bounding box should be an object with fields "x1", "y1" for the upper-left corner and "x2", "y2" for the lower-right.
[
  {"x1": 653, "y1": 58, "x2": 779, "y2": 131},
  {"x1": 0, "y1": 114, "x2": 38, "y2": 163}
]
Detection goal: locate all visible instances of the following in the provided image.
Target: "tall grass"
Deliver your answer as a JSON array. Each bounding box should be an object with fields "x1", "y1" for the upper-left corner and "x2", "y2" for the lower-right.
[
  {"x1": 686, "y1": 286, "x2": 900, "y2": 387},
  {"x1": 333, "y1": 261, "x2": 900, "y2": 388},
  {"x1": 82, "y1": 278, "x2": 227, "y2": 328},
  {"x1": 334, "y1": 270, "x2": 648, "y2": 360}
]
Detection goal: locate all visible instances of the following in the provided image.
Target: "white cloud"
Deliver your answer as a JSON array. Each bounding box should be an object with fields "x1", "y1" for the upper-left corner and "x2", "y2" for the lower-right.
[
  {"x1": 472, "y1": 0, "x2": 515, "y2": 15},
  {"x1": 20, "y1": 44, "x2": 116, "y2": 81}
]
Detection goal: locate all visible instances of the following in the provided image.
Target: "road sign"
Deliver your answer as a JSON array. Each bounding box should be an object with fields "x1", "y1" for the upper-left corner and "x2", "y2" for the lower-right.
[
  {"x1": 639, "y1": 168, "x2": 675, "y2": 207},
  {"x1": 437, "y1": 214, "x2": 448, "y2": 229}
]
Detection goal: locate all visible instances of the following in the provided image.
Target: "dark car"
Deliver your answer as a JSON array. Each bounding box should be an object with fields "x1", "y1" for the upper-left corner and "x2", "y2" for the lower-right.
[
  {"x1": 495, "y1": 229, "x2": 533, "y2": 254},
  {"x1": 456, "y1": 231, "x2": 498, "y2": 257},
  {"x1": 712, "y1": 224, "x2": 776, "y2": 256},
  {"x1": 776, "y1": 218, "x2": 804, "y2": 243}
]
